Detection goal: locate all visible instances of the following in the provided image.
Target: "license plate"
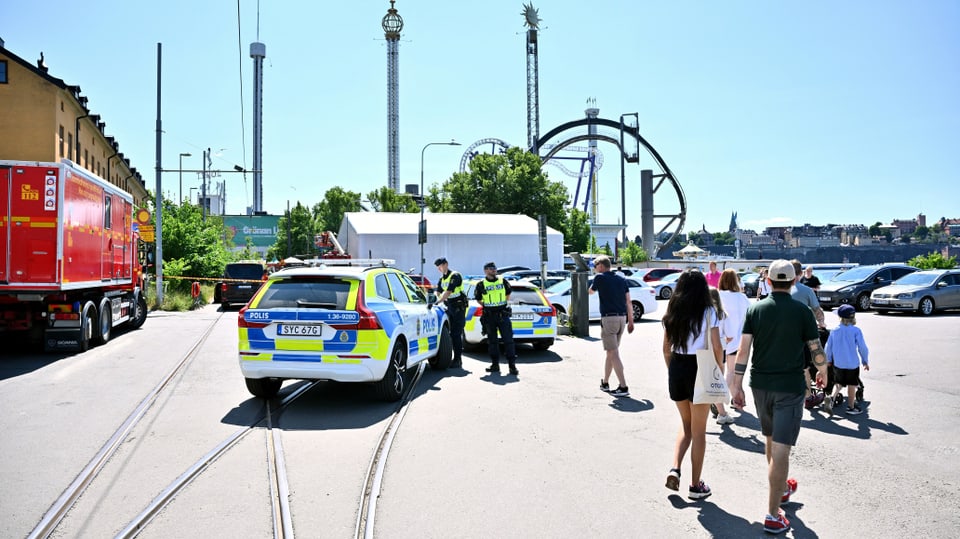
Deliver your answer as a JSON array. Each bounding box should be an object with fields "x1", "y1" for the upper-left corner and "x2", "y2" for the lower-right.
[
  {"x1": 238, "y1": 285, "x2": 252, "y2": 289},
  {"x1": 511, "y1": 313, "x2": 535, "y2": 321},
  {"x1": 819, "y1": 296, "x2": 830, "y2": 301},
  {"x1": 277, "y1": 324, "x2": 322, "y2": 336},
  {"x1": 872, "y1": 299, "x2": 887, "y2": 305}
]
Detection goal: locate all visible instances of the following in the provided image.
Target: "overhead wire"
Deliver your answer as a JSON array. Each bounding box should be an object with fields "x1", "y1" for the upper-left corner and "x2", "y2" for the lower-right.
[{"x1": 236, "y1": 0, "x2": 250, "y2": 211}]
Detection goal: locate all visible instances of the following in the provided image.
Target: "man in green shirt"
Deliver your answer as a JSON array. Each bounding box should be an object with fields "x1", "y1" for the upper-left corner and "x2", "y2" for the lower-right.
[{"x1": 730, "y1": 259, "x2": 829, "y2": 535}]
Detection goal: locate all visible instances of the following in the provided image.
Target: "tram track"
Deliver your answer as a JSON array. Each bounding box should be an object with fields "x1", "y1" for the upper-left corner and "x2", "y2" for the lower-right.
[
  {"x1": 27, "y1": 310, "x2": 227, "y2": 539},
  {"x1": 26, "y1": 307, "x2": 431, "y2": 539}
]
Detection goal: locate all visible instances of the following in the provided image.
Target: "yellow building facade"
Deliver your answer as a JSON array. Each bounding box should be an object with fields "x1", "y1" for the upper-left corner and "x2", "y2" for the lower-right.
[{"x1": 0, "y1": 42, "x2": 147, "y2": 205}]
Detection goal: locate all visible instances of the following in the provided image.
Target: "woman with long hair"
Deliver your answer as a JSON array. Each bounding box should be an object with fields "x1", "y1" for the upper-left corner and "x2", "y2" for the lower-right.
[
  {"x1": 662, "y1": 269, "x2": 722, "y2": 500},
  {"x1": 714, "y1": 269, "x2": 752, "y2": 424}
]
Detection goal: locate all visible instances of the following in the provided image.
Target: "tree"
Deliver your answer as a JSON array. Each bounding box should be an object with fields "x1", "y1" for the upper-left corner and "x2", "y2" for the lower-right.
[
  {"x1": 312, "y1": 187, "x2": 362, "y2": 233},
  {"x1": 563, "y1": 208, "x2": 591, "y2": 253},
  {"x1": 914, "y1": 225, "x2": 930, "y2": 241},
  {"x1": 869, "y1": 221, "x2": 883, "y2": 237},
  {"x1": 619, "y1": 241, "x2": 649, "y2": 265},
  {"x1": 427, "y1": 147, "x2": 569, "y2": 233},
  {"x1": 908, "y1": 251, "x2": 958, "y2": 270},
  {"x1": 267, "y1": 202, "x2": 317, "y2": 260},
  {"x1": 367, "y1": 186, "x2": 419, "y2": 213},
  {"x1": 713, "y1": 232, "x2": 735, "y2": 246},
  {"x1": 688, "y1": 231, "x2": 701, "y2": 246},
  {"x1": 155, "y1": 194, "x2": 233, "y2": 286}
]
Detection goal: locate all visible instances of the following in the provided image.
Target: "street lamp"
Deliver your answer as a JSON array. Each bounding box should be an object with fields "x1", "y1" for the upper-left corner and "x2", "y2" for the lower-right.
[
  {"x1": 419, "y1": 140, "x2": 461, "y2": 277},
  {"x1": 179, "y1": 152, "x2": 191, "y2": 205}
]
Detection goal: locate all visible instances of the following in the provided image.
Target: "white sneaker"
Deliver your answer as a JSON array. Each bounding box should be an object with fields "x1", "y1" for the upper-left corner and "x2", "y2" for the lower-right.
[{"x1": 716, "y1": 414, "x2": 735, "y2": 425}]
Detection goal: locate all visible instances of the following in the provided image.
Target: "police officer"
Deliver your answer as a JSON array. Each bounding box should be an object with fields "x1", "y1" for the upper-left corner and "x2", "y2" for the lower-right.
[
  {"x1": 434, "y1": 257, "x2": 467, "y2": 367},
  {"x1": 474, "y1": 261, "x2": 518, "y2": 375}
]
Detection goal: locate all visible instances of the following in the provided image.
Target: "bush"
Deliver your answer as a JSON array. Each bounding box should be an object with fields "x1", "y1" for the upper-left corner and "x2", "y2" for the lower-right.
[{"x1": 908, "y1": 252, "x2": 958, "y2": 270}]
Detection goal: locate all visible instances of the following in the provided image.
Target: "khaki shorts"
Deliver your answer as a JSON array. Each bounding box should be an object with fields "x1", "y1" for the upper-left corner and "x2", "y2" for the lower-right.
[{"x1": 600, "y1": 316, "x2": 626, "y2": 350}]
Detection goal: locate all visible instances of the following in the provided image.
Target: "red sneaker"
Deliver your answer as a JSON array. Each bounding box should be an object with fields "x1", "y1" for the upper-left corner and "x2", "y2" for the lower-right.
[
  {"x1": 764, "y1": 509, "x2": 791, "y2": 534},
  {"x1": 780, "y1": 478, "x2": 798, "y2": 505}
]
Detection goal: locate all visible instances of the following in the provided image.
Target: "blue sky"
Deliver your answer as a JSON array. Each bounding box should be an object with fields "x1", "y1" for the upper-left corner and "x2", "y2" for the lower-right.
[{"x1": 3, "y1": 1, "x2": 958, "y2": 236}]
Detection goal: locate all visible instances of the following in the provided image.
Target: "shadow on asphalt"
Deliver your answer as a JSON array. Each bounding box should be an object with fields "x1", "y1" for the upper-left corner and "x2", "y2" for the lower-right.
[
  {"x1": 801, "y1": 402, "x2": 908, "y2": 439},
  {"x1": 608, "y1": 396, "x2": 653, "y2": 413},
  {"x1": 668, "y1": 495, "x2": 824, "y2": 538}
]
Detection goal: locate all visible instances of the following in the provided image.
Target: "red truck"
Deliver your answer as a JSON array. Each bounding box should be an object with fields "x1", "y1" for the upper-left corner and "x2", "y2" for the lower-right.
[{"x1": 0, "y1": 160, "x2": 147, "y2": 351}]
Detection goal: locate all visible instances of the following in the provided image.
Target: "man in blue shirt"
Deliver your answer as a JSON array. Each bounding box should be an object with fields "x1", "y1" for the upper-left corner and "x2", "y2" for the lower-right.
[{"x1": 589, "y1": 255, "x2": 634, "y2": 397}]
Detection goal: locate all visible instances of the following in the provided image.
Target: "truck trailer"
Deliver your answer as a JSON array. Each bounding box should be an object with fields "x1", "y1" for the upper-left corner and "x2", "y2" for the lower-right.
[{"x1": 0, "y1": 160, "x2": 147, "y2": 351}]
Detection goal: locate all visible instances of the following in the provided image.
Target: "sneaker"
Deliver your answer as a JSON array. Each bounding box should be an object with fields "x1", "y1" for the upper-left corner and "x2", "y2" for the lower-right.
[
  {"x1": 834, "y1": 393, "x2": 844, "y2": 407},
  {"x1": 610, "y1": 386, "x2": 630, "y2": 397},
  {"x1": 665, "y1": 468, "x2": 680, "y2": 491},
  {"x1": 763, "y1": 510, "x2": 791, "y2": 534},
  {"x1": 600, "y1": 380, "x2": 611, "y2": 392},
  {"x1": 780, "y1": 478, "x2": 798, "y2": 505},
  {"x1": 812, "y1": 392, "x2": 825, "y2": 406},
  {"x1": 710, "y1": 403, "x2": 719, "y2": 418},
  {"x1": 716, "y1": 414, "x2": 734, "y2": 425},
  {"x1": 804, "y1": 395, "x2": 816, "y2": 409},
  {"x1": 846, "y1": 405, "x2": 863, "y2": 415},
  {"x1": 687, "y1": 481, "x2": 712, "y2": 500},
  {"x1": 485, "y1": 365, "x2": 501, "y2": 373},
  {"x1": 508, "y1": 366, "x2": 519, "y2": 375}
]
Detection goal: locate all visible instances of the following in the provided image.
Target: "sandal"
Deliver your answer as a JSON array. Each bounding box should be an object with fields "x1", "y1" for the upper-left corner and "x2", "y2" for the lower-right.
[{"x1": 665, "y1": 468, "x2": 681, "y2": 491}]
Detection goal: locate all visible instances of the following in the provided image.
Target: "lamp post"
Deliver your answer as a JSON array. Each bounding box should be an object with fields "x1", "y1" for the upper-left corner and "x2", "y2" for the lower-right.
[
  {"x1": 178, "y1": 152, "x2": 191, "y2": 205},
  {"x1": 419, "y1": 140, "x2": 461, "y2": 278}
]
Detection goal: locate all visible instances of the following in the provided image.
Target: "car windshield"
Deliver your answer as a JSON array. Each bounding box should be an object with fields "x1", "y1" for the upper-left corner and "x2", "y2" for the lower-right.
[
  {"x1": 660, "y1": 273, "x2": 681, "y2": 283},
  {"x1": 545, "y1": 279, "x2": 571, "y2": 294},
  {"x1": 830, "y1": 266, "x2": 875, "y2": 282},
  {"x1": 893, "y1": 272, "x2": 939, "y2": 286},
  {"x1": 254, "y1": 278, "x2": 351, "y2": 309},
  {"x1": 225, "y1": 263, "x2": 264, "y2": 280},
  {"x1": 509, "y1": 287, "x2": 547, "y2": 305}
]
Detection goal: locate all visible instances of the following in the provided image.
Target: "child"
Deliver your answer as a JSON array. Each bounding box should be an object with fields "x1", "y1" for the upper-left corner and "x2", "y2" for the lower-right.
[{"x1": 824, "y1": 304, "x2": 869, "y2": 415}]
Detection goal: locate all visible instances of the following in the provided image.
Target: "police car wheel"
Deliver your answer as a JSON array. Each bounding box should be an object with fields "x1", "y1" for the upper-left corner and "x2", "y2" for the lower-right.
[
  {"x1": 429, "y1": 324, "x2": 453, "y2": 370},
  {"x1": 374, "y1": 344, "x2": 407, "y2": 401},
  {"x1": 245, "y1": 377, "x2": 282, "y2": 399},
  {"x1": 533, "y1": 338, "x2": 554, "y2": 351}
]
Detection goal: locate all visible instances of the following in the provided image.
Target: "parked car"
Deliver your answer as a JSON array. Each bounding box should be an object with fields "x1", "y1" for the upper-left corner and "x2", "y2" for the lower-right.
[
  {"x1": 219, "y1": 261, "x2": 267, "y2": 309},
  {"x1": 741, "y1": 272, "x2": 762, "y2": 297},
  {"x1": 649, "y1": 271, "x2": 682, "y2": 299},
  {"x1": 461, "y1": 279, "x2": 557, "y2": 351},
  {"x1": 495, "y1": 265, "x2": 531, "y2": 274},
  {"x1": 634, "y1": 267, "x2": 681, "y2": 283},
  {"x1": 809, "y1": 263, "x2": 859, "y2": 285},
  {"x1": 544, "y1": 276, "x2": 658, "y2": 321},
  {"x1": 521, "y1": 275, "x2": 570, "y2": 290},
  {"x1": 500, "y1": 269, "x2": 571, "y2": 281},
  {"x1": 870, "y1": 269, "x2": 960, "y2": 316},
  {"x1": 816, "y1": 263, "x2": 919, "y2": 311},
  {"x1": 237, "y1": 265, "x2": 452, "y2": 401}
]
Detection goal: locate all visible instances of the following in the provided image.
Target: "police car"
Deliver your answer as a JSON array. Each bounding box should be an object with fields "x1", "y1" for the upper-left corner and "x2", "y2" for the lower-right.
[
  {"x1": 238, "y1": 264, "x2": 452, "y2": 401},
  {"x1": 462, "y1": 279, "x2": 557, "y2": 351}
]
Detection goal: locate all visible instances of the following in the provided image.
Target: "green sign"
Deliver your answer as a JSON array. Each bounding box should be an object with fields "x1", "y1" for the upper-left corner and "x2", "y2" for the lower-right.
[{"x1": 223, "y1": 215, "x2": 281, "y2": 252}]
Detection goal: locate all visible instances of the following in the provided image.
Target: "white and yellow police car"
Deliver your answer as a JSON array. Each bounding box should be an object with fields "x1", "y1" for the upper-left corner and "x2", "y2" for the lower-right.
[
  {"x1": 462, "y1": 278, "x2": 557, "y2": 351},
  {"x1": 238, "y1": 264, "x2": 452, "y2": 401}
]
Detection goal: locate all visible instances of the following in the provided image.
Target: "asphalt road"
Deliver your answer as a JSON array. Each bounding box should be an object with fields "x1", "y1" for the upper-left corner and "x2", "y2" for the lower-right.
[{"x1": 1, "y1": 300, "x2": 958, "y2": 538}]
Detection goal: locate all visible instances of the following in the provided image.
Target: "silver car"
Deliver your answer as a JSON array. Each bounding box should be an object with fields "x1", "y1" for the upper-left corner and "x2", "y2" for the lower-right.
[{"x1": 870, "y1": 269, "x2": 960, "y2": 316}]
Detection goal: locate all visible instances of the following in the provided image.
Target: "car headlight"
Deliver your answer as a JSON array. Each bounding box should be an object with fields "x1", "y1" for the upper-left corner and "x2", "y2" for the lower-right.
[
  {"x1": 838, "y1": 286, "x2": 854, "y2": 294},
  {"x1": 895, "y1": 292, "x2": 914, "y2": 299}
]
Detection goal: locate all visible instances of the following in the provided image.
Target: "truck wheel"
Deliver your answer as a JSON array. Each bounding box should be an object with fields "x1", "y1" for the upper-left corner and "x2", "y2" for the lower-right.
[
  {"x1": 429, "y1": 324, "x2": 453, "y2": 370},
  {"x1": 245, "y1": 377, "x2": 282, "y2": 399},
  {"x1": 95, "y1": 298, "x2": 112, "y2": 344},
  {"x1": 374, "y1": 344, "x2": 407, "y2": 401},
  {"x1": 129, "y1": 295, "x2": 148, "y2": 329},
  {"x1": 79, "y1": 302, "x2": 95, "y2": 352}
]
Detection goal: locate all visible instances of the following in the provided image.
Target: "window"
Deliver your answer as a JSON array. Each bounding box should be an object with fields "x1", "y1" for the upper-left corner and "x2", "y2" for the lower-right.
[
  {"x1": 0, "y1": 60, "x2": 7, "y2": 83},
  {"x1": 83, "y1": 149, "x2": 88, "y2": 169},
  {"x1": 59, "y1": 126, "x2": 65, "y2": 158},
  {"x1": 104, "y1": 195, "x2": 112, "y2": 229},
  {"x1": 67, "y1": 134, "x2": 73, "y2": 160}
]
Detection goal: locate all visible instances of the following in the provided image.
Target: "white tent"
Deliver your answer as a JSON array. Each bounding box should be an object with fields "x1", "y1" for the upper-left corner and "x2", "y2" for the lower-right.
[
  {"x1": 673, "y1": 241, "x2": 709, "y2": 259},
  {"x1": 337, "y1": 212, "x2": 565, "y2": 275}
]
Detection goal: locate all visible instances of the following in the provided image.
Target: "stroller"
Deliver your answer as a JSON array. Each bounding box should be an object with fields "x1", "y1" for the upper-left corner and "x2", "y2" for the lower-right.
[{"x1": 806, "y1": 327, "x2": 864, "y2": 414}]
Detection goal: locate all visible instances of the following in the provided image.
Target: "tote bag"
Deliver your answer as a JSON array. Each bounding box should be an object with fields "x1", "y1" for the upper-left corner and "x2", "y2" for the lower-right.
[{"x1": 693, "y1": 328, "x2": 730, "y2": 405}]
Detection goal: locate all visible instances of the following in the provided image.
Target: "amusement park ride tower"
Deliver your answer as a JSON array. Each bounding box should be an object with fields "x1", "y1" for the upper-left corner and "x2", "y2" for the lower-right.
[
  {"x1": 383, "y1": 1, "x2": 403, "y2": 192},
  {"x1": 523, "y1": 3, "x2": 541, "y2": 153}
]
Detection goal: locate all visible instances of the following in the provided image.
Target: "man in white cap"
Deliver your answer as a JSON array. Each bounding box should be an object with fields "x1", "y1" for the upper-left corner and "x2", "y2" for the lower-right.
[{"x1": 729, "y1": 259, "x2": 829, "y2": 535}]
